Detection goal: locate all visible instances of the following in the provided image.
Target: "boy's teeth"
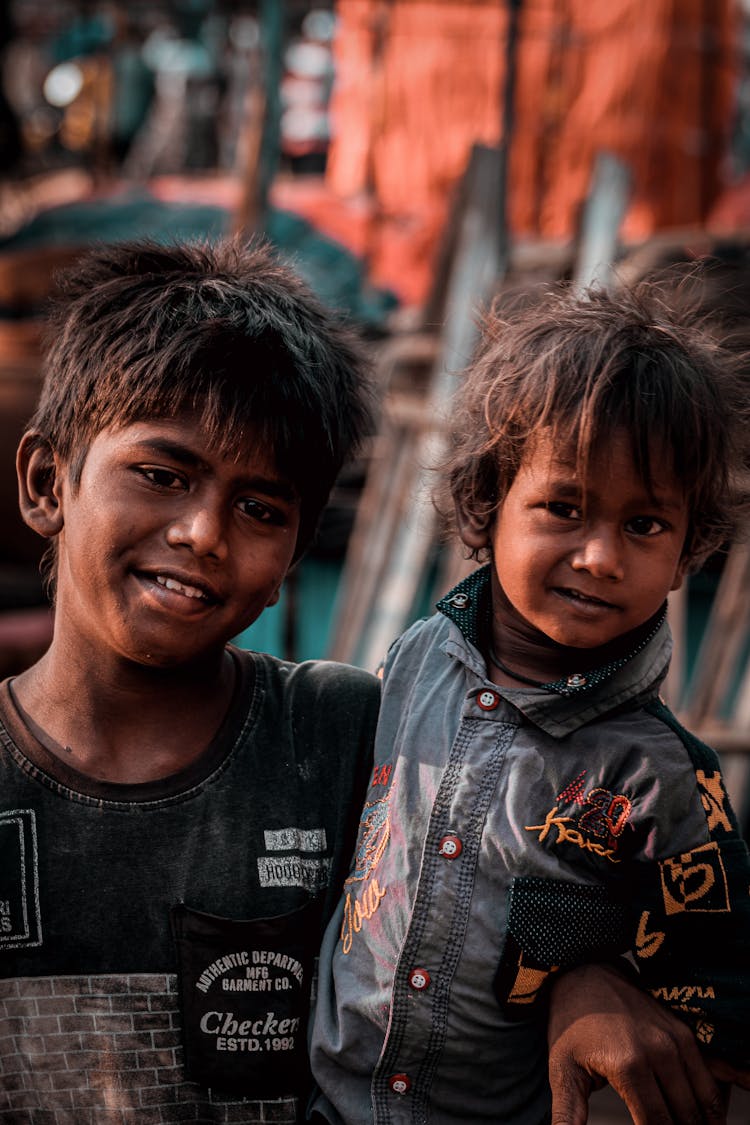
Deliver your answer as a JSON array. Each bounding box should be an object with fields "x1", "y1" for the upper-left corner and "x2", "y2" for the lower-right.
[{"x1": 156, "y1": 575, "x2": 205, "y2": 599}]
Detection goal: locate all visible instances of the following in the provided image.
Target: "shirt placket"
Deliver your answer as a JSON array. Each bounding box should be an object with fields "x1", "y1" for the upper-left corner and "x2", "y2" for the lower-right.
[{"x1": 371, "y1": 687, "x2": 515, "y2": 1123}]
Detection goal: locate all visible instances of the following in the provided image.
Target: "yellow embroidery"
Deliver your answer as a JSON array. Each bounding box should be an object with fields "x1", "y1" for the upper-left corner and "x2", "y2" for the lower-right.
[
  {"x1": 635, "y1": 910, "x2": 665, "y2": 958},
  {"x1": 525, "y1": 805, "x2": 619, "y2": 863},
  {"x1": 342, "y1": 791, "x2": 391, "y2": 954},
  {"x1": 696, "y1": 1020, "x2": 715, "y2": 1044},
  {"x1": 651, "y1": 984, "x2": 715, "y2": 1003},
  {"x1": 660, "y1": 842, "x2": 730, "y2": 915},
  {"x1": 696, "y1": 770, "x2": 732, "y2": 834},
  {"x1": 508, "y1": 962, "x2": 557, "y2": 1005},
  {"x1": 340, "y1": 877, "x2": 386, "y2": 955}
]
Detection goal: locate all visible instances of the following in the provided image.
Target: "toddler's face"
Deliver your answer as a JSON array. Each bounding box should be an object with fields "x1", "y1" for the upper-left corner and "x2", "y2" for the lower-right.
[{"x1": 483, "y1": 429, "x2": 689, "y2": 651}]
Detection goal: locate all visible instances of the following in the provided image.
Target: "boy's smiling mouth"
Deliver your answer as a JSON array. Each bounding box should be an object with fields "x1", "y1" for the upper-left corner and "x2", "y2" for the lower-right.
[
  {"x1": 136, "y1": 570, "x2": 221, "y2": 607},
  {"x1": 156, "y1": 574, "x2": 210, "y2": 601}
]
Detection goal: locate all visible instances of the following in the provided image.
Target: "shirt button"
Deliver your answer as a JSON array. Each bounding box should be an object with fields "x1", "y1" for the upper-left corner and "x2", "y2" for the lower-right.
[
  {"x1": 389, "y1": 1073, "x2": 411, "y2": 1095},
  {"x1": 449, "y1": 592, "x2": 470, "y2": 608},
  {"x1": 438, "y1": 834, "x2": 462, "y2": 859},
  {"x1": 408, "y1": 967, "x2": 431, "y2": 991},
  {"x1": 477, "y1": 689, "x2": 500, "y2": 711}
]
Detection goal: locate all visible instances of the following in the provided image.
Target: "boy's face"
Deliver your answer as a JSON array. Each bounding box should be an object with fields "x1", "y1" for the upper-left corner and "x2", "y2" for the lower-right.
[
  {"x1": 47, "y1": 416, "x2": 300, "y2": 669},
  {"x1": 464, "y1": 429, "x2": 689, "y2": 652}
]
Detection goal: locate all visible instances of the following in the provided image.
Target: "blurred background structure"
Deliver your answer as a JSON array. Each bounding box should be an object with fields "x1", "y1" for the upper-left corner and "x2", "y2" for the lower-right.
[{"x1": 1, "y1": 1, "x2": 750, "y2": 851}]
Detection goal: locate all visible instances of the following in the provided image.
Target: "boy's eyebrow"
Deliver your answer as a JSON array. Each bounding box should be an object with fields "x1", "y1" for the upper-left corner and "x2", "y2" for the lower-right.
[{"x1": 131, "y1": 437, "x2": 298, "y2": 500}]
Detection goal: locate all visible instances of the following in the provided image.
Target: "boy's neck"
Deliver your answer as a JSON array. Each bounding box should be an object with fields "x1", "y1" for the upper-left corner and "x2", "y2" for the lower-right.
[
  {"x1": 486, "y1": 581, "x2": 662, "y2": 690},
  {"x1": 10, "y1": 641, "x2": 237, "y2": 785}
]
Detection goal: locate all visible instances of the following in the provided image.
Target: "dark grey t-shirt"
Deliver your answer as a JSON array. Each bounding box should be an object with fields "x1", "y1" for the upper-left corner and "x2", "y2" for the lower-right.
[{"x1": 0, "y1": 647, "x2": 379, "y2": 1123}]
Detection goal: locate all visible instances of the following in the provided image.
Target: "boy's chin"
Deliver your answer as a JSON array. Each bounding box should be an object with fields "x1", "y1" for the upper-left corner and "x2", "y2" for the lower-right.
[{"x1": 126, "y1": 644, "x2": 232, "y2": 673}]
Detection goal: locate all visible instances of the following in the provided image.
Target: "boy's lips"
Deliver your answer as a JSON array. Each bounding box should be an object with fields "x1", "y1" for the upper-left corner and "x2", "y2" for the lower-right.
[
  {"x1": 138, "y1": 569, "x2": 221, "y2": 606},
  {"x1": 156, "y1": 574, "x2": 210, "y2": 601},
  {"x1": 552, "y1": 586, "x2": 619, "y2": 611}
]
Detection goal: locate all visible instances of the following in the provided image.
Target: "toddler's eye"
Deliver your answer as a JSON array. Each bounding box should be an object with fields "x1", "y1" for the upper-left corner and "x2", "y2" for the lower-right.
[
  {"x1": 545, "y1": 501, "x2": 582, "y2": 520},
  {"x1": 626, "y1": 516, "x2": 666, "y2": 536},
  {"x1": 238, "y1": 498, "x2": 281, "y2": 523}
]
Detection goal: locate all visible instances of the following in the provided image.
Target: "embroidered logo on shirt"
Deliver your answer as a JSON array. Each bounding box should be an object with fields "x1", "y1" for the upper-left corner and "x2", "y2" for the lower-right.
[
  {"x1": 371, "y1": 763, "x2": 392, "y2": 787},
  {"x1": 340, "y1": 791, "x2": 390, "y2": 954},
  {"x1": 649, "y1": 985, "x2": 717, "y2": 1045},
  {"x1": 651, "y1": 983, "x2": 716, "y2": 1004},
  {"x1": 525, "y1": 778, "x2": 632, "y2": 864},
  {"x1": 0, "y1": 810, "x2": 42, "y2": 949},
  {"x1": 557, "y1": 770, "x2": 587, "y2": 805},
  {"x1": 347, "y1": 794, "x2": 390, "y2": 883},
  {"x1": 635, "y1": 910, "x2": 666, "y2": 958},
  {"x1": 659, "y1": 841, "x2": 730, "y2": 915},
  {"x1": 695, "y1": 771, "x2": 732, "y2": 835},
  {"x1": 577, "y1": 788, "x2": 632, "y2": 851},
  {"x1": 501, "y1": 941, "x2": 558, "y2": 1006}
]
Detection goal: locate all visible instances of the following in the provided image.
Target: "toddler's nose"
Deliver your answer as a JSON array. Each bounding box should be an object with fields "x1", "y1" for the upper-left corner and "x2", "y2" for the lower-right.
[{"x1": 571, "y1": 527, "x2": 624, "y2": 581}]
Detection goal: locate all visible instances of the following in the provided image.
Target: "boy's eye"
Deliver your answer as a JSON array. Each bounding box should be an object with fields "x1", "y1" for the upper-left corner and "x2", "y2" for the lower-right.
[
  {"x1": 139, "y1": 466, "x2": 184, "y2": 489},
  {"x1": 544, "y1": 501, "x2": 582, "y2": 521},
  {"x1": 626, "y1": 516, "x2": 667, "y2": 536}
]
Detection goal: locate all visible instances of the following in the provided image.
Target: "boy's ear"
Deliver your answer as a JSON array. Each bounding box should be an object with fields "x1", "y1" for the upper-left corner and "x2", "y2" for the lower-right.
[
  {"x1": 17, "y1": 432, "x2": 65, "y2": 538},
  {"x1": 454, "y1": 499, "x2": 492, "y2": 551}
]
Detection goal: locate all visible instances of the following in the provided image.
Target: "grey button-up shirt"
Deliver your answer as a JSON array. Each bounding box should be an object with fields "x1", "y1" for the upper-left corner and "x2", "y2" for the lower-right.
[{"x1": 311, "y1": 566, "x2": 749, "y2": 1124}]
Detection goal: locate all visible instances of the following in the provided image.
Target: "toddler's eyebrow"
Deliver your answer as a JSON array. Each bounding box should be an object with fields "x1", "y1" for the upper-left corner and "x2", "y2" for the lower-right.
[{"x1": 542, "y1": 468, "x2": 683, "y2": 512}]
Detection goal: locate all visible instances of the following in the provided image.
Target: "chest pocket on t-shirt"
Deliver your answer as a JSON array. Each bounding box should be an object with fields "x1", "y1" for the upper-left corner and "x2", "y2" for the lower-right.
[{"x1": 171, "y1": 899, "x2": 322, "y2": 1098}]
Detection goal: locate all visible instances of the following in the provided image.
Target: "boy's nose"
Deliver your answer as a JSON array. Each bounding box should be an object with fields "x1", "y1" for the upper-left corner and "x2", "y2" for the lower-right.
[
  {"x1": 165, "y1": 505, "x2": 228, "y2": 559},
  {"x1": 570, "y1": 528, "x2": 625, "y2": 581}
]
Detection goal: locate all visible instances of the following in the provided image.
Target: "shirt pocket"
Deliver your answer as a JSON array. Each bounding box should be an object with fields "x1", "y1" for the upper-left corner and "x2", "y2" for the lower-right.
[{"x1": 171, "y1": 898, "x2": 322, "y2": 1098}]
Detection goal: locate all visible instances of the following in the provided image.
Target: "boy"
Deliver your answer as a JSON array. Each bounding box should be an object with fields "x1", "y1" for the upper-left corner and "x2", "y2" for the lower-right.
[
  {"x1": 0, "y1": 237, "x2": 381, "y2": 1123},
  {"x1": 311, "y1": 282, "x2": 750, "y2": 1123}
]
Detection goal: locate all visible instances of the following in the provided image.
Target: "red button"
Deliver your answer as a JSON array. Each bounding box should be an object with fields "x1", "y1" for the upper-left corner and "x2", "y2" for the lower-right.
[
  {"x1": 438, "y1": 834, "x2": 462, "y2": 859},
  {"x1": 389, "y1": 1073, "x2": 411, "y2": 1095},
  {"x1": 408, "y1": 967, "x2": 431, "y2": 991},
  {"x1": 477, "y1": 689, "x2": 500, "y2": 711}
]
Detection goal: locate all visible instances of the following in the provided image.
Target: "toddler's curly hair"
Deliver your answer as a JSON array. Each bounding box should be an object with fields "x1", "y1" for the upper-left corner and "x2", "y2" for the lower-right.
[{"x1": 439, "y1": 278, "x2": 749, "y2": 568}]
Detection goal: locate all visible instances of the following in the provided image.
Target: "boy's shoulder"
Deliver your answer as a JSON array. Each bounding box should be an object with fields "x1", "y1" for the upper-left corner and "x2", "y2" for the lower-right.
[{"x1": 232, "y1": 645, "x2": 381, "y2": 725}]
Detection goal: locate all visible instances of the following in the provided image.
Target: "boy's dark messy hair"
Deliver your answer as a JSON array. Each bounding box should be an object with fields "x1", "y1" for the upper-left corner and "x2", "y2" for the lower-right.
[
  {"x1": 29, "y1": 237, "x2": 373, "y2": 559},
  {"x1": 440, "y1": 279, "x2": 749, "y2": 569}
]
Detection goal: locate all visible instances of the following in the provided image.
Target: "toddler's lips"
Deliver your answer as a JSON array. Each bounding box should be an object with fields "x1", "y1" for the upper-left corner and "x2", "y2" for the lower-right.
[{"x1": 553, "y1": 587, "x2": 618, "y2": 610}]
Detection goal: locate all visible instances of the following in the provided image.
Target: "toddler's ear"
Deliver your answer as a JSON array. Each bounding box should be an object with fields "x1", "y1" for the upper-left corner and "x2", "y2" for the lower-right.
[
  {"x1": 17, "y1": 432, "x2": 64, "y2": 538},
  {"x1": 670, "y1": 557, "x2": 688, "y2": 593},
  {"x1": 454, "y1": 499, "x2": 491, "y2": 551}
]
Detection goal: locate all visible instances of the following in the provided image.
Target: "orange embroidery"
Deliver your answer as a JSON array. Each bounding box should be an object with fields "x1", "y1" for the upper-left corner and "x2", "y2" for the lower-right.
[{"x1": 660, "y1": 842, "x2": 730, "y2": 915}]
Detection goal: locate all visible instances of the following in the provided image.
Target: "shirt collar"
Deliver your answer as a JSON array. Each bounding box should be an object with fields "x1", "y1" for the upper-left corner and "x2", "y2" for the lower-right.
[{"x1": 436, "y1": 565, "x2": 672, "y2": 737}]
